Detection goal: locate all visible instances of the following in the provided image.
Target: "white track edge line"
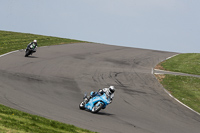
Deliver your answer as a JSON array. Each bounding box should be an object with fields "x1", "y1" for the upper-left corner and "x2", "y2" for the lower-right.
[
  {"x1": 166, "y1": 54, "x2": 179, "y2": 60},
  {"x1": 163, "y1": 88, "x2": 200, "y2": 116},
  {"x1": 153, "y1": 53, "x2": 200, "y2": 116},
  {"x1": 0, "y1": 50, "x2": 19, "y2": 58},
  {"x1": 0, "y1": 46, "x2": 48, "y2": 58}
]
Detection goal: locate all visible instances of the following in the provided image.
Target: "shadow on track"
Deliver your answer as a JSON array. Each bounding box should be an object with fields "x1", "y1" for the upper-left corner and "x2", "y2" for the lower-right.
[
  {"x1": 26, "y1": 56, "x2": 38, "y2": 58},
  {"x1": 95, "y1": 112, "x2": 114, "y2": 116},
  {"x1": 83, "y1": 109, "x2": 114, "y2": 116}
]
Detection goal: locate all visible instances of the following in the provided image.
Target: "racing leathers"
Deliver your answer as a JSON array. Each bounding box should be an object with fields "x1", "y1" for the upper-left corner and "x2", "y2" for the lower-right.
[
  {"x1": 88, "y1": 88, "x2": 114, "y2": 103},
  {"x1": 26, "y1": 42, "x2": 37, "y2": 52}
]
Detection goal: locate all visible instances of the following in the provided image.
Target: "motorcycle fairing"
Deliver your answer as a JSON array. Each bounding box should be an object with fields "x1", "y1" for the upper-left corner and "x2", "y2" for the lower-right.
[{"x1": 85, "y1": 93, "x2": 110, "y2": 110}]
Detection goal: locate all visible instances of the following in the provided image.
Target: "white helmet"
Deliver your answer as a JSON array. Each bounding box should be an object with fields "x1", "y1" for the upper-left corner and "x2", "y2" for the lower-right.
[
  {"x1": 109, "y1": 86, "x2": 115, "y2": 93},
  {"x1": 33, "y1": 40, "x2": 37, "y2": 43}
]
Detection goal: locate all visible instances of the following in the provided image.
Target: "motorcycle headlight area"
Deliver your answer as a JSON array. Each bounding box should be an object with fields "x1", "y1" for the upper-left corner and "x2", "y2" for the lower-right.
[{"x1": 30, "y1": 45, "x2": 33, "y2": 48}]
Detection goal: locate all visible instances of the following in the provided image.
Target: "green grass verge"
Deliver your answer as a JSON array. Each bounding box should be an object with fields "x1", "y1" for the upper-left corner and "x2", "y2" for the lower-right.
[
  {"x1": 156, "y1": 53, "x2": 200, "y2": 114},
  {"x1": 0, "y1": 30, "x2": 94, "y2": 133},
  {"x1": 160, "y1": 53, "x2": 200, "y2": 75},
  {"x1": 0, "y1": 30, "x2": 87, "y2": 55},
  {"x1": 160, "y1": 75, "x2": 200, "y2": 113},
  {"x1": 0, "y1": 104, "x2": 94, "y2": 133}
]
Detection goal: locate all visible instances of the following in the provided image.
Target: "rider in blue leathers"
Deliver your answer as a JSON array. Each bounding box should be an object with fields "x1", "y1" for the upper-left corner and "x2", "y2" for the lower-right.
[{"x1": 87, "y1": 86, "x2": 115, "y2": 103}]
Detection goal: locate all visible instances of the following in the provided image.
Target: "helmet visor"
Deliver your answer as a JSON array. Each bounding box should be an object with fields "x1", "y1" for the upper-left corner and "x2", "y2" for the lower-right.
[{"x1": 110, "y1": 88, "x2": 115, "y2": 93}]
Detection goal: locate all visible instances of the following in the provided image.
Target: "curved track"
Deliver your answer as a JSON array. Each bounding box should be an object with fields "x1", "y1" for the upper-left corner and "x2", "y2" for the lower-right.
[{"x1": 0, "y1": 43, "x2": 200, "y2": 133}]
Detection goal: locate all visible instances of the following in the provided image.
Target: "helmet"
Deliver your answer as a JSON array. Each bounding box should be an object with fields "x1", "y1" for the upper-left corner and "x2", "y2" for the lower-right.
[
  {"x1": 109, "y1": 86, "x2": 115, "y2": 93},
  {"x1": 33, "y1": 40, "x2": 37, "y2": 43}
]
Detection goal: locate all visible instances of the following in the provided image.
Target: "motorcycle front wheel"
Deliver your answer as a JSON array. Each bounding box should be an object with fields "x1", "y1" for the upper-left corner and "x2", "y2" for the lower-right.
[
  {"x1": 25, "y1": 50, "x2": 30, "y2": 57},
  {"x1": 91, "y1": 102, "x2": 104, "y2": 113},
  {"x1": 79, "y1": 102, "x2": 85, "y2": 110}
]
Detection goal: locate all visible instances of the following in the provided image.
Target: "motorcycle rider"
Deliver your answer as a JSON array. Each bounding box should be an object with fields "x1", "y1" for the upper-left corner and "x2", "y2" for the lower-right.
[
  {"x1": 86, "y1": 86, "x2": 115, "y2": 103},
  {"x1": 26, "y1": 39, "x2": 38, "y2": 53}
]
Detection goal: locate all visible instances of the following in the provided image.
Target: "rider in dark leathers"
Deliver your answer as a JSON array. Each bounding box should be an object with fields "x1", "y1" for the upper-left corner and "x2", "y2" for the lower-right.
[{"x1": 26, "y1": 40, "x2": 38, "y2": 53}]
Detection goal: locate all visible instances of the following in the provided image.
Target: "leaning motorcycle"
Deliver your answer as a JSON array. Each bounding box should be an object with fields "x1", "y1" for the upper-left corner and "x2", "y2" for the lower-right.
[
  {"x1": 25, "y1": 43, "x2": 36, "y2": 57},
  {"x1": 79, "y1": 92, "x2": 112, "y2": 113}
]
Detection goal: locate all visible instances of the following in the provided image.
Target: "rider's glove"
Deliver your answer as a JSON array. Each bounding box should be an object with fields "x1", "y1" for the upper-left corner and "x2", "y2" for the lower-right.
[{"x1": 98, "y1": 89, "x2": 104, "y2": 95}]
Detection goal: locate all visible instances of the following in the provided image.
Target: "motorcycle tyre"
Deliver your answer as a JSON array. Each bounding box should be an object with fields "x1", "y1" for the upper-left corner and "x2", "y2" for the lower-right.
[
  {"x1": 91, "y1": 102, "x2": 104, "y2": 113},
  {"x1": 79, "y1": 102, "x2": 85, "y2": 110},
  {"x1": 25, "y1": 50, "x2": 31, "y2": 57}
]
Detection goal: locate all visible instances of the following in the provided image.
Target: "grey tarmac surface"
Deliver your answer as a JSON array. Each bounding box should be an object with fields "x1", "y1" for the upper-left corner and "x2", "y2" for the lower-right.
[
  {"x1": 154, "y1": 69, "x2": 200, "y2": 78},
  {"x1": 0, "y1": 43, "x2": 200, "y2": 133}
]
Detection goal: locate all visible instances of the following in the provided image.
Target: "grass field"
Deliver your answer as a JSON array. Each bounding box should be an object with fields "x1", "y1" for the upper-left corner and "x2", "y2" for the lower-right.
[
  {"x1": 156, "y1": 53, "x2": 200, "y2": 113},
  {"x1": 158, "y1": 74, "x2": 200, "y2": 113},
  {"x1": 0, "y1": 30, "x2": 87, "y2": 55},
  {"x1": 0, "y1": 104, "x2": 94, "y2": 133},
  {"x1": 0, "y1": 30, "x2": 95, "y2": 133},
  {"x1": 159, "y1": 53, "x2": 200, "y2": 75}
]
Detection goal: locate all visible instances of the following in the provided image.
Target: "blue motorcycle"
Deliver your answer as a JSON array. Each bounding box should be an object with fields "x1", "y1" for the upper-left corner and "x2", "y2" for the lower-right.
[{"x1": 79, "y1": 92, "x2": 112, "y2": 113}]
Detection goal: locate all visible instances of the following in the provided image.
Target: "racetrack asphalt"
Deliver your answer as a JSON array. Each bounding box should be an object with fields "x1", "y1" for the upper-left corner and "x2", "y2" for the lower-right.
[
  {"x1": 154, "y1": 69, "x2": 200, "y2": 78},
  {"x1": 0, "y1": 43, "x2": 200, "y2": 133}
]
